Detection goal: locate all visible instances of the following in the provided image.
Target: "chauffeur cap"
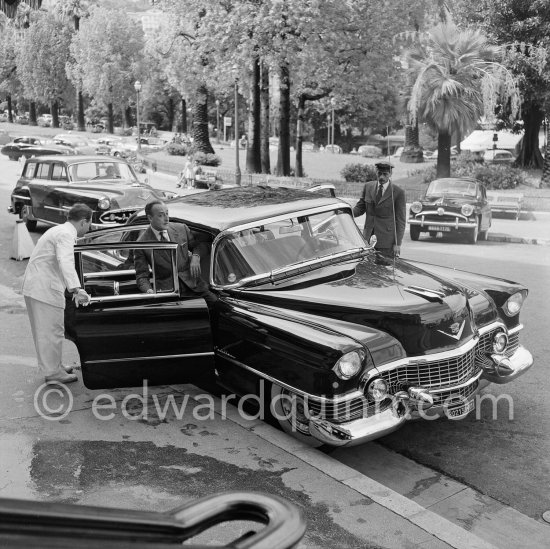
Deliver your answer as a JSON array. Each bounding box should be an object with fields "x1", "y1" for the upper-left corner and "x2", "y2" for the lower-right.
[{"x1": 374, "y1": 161, "x2": 394, "y2": 172}]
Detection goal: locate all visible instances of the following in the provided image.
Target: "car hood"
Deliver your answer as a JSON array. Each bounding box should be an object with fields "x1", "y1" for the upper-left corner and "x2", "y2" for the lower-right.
[
  {"x1": 238, "y1": 253, "x2": 497, "y2": 356},
  {"x1": 421, "y1": 195, "x2": 475, "y2": 208},
  {"x1": 57, "y1": 180, "x2": 161, "y2": 207}
]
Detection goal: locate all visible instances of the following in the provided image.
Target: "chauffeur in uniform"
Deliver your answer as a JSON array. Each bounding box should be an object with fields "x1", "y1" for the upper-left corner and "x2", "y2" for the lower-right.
[
  {"x1": 22, "y1": 203, "x2": 92, "y2": 384},
  {"x1": 352, "y1": 161, "x2": 406, "y2": 257}
]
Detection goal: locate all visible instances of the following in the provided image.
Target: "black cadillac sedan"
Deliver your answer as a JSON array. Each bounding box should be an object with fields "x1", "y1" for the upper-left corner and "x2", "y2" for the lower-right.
[
  {"x1": 1, "y1": 135, "x2": 74, "y2": 160},
  {"x1": 68, "y1": 187, "x2": 533, "y2": 447}
]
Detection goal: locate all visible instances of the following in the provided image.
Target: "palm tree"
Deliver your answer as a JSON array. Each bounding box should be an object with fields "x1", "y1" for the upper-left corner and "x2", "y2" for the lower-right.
[
  {"x1": 406, "y1": 22, "x2": 519, "y2": 178},
  {"x1": 0, "y1": 1, "x2": 41, "y2": 19}
]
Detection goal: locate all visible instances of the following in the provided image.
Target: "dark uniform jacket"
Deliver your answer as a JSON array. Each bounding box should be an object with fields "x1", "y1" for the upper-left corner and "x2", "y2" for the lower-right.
[
  {"x1": 352, "y1": 181, "x2": 406, "y2": 249},
  {"x1": 134, "y1": 223, "x2": 209, "y2": 294}
]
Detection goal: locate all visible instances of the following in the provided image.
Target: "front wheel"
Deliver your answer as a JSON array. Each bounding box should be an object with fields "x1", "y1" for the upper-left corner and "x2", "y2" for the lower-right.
[
  {"x1": 410, "y1": 225, "x2": 420, "y2": 241},
  {"x1": 20, "y1": 205, "x2": 37, "y2": 231},
  {"x1": 267, "y1": 383, "x2": 323, "y2": 447}
]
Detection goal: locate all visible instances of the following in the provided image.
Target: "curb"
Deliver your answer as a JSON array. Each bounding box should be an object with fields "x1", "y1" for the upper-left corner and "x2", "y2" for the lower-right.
[
  {"x1": 487, "y1": 233, "x2": 550, "y2": 246},
  {"x1": 179, "y1": 385, "x2": 502, "y2": 549}
]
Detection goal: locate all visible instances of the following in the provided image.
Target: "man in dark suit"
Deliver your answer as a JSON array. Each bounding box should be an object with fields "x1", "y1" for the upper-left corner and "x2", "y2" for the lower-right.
[
  {"x1": 352, "y1": 161, "x2": 406, "y2": 257},
  {"x1": 134, "y1": 200, "x2": 217, "y2": 307}
]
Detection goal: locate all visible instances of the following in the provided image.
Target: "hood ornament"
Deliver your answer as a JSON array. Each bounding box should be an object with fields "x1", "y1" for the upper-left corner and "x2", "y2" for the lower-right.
[
  {"x1": 438, "y1": 320, "x2": 466, "y2": 340},
  {"x1": 437, "y1": 207, "x2": 445, "y2": 216}
]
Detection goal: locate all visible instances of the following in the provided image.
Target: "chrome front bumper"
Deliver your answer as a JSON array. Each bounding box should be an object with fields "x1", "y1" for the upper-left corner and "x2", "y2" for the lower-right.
[
  {"x1": 408, "y1": 218, "x2": 477, "y2": 229},
  {"x1": 308, "y1": 345, "x2": 534, "y2": 447}
]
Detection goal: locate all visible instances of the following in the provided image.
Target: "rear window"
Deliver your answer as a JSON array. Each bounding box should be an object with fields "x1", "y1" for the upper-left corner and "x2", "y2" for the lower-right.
[{"x1": 35, "y1": 163, "x2": 50, "y2": 180}]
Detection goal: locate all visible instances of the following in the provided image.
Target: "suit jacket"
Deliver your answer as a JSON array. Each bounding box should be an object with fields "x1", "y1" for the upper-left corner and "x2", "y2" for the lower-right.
[
  {"x1": 352, "y1": 181, "x2": 406, "y2": 248},
  {"x1": 22, "y1": 222, "x2": 81, "y2": 309},
  {"x1": 134, "y1": 223, "x2": 208, "y2": 293}
]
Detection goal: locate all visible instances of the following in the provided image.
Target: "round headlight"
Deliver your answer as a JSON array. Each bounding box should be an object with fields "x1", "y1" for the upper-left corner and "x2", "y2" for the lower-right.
[
  {"x1": 334, "y1": 351, "x2": 363, "y2": 380},
  {"x1": 411, "y1": 201, "x2": 422, "y2": 214},
  {"x1": 503, "y1": 291, "x2": 525, "y2": 316},
  {"x1": 493, "y1": 331, "x2": 508, "y2": 353},
  {"x1": 461, "y1": 204, "x2": 474, "y2": 216},
  {"x1": 97, "y1": 197, "x2": 110, "y2": 210},
  {"x1": 367, "y1": 378, "x2": 388, "y2": 402}
]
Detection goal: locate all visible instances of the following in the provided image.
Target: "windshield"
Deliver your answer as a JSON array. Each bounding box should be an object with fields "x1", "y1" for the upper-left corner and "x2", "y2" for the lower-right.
[
  {"x1": 69, "y1": 161, "x2": 137, "y2": 182},
  {"x1": 213, "y1": 208, "x2": 365, "y2": 286},
  {"x1": 426, "y1": 179, "x2": 477, "y2": 197}
]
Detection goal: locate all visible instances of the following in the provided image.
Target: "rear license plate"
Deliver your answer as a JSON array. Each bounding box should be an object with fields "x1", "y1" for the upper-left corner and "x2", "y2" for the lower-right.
[
  {"x1": 428, "y1": 225, "x2": 451, "y2": 232},
  {"x1": 447, "y1": 399, "x2": 475, "y2": 419}
]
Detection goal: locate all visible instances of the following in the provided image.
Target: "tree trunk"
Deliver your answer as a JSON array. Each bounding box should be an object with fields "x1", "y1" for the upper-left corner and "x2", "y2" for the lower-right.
[
  {"x1": 260, "y1": 61, "x2": 270, "y2": 174},
  {"x1": 167, "y1": 97, "x2": 174, "y2": 131},
  {"x1": 107, "y1": 102, "x2": 114, "y2": 134},
  {"x1": 193, "y1": 85, "x2": 214, "y2": 154},
  {"x1": 401, "y1": 122, "x2": 424, "y2": 163},
  {"x1": 436, "y1": 131, "x2": 451, "y2": 178},
  {"x1": 77, "y1": 90, "x2": 85, "y2": 131},
  {"x1": 181, "y1": 98, "x2": 187, "y2": 134},
  {"x1": 246, "y1": 56, "x2": 261, "y2": 173},
  {"x1": 51, "y1": 101, "x2": 59, "y2": 128},
  {"x1": 275, "y1": 63, "x2": 291, "y2": 176},
  {"x1": 29, "y1": 102, "x2": 37, "y2": 126},
  {"x1": 124, "y1": 106, "x2": 132, "y2": 128},
  {"x1": 541, "y1": 120, "x2": 550, "y2": 188},
  {"x1": 295, "y1": 94, "x2": 306, "y2": 177},
  {"x1": 7, "y1": 95, "x2": 13, "y2": 123},
  {"x1": 516, "y1": 103, "x2": 544, "y2": 169}
]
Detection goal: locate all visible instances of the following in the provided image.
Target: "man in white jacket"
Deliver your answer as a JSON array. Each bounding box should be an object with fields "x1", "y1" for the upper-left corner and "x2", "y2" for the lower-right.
[{"x1": 22, "y1": 204, "x2": 92, "y2": 384}]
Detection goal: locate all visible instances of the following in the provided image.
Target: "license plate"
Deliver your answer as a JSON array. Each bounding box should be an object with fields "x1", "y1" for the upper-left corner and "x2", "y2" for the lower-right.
[
  {"x1": 428, "y1": 225, "x2": 451, "y2": 232},
  {"x1": 447, "y1": 399, "x2": 475, "y2": 419}
]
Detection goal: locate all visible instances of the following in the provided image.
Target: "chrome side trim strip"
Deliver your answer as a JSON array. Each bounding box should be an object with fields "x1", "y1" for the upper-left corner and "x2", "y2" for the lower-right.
[
  {"x1": 217, "y1": 352, "x2": 363, "y2": 404},
  {"x1": 11, "y1": 194, "x2": 31, "y2": 201},
  {"x1": 88, "y1": 290, "x2": 180, "y2": 304},
  {"x1": 84, "y1": 269, "x2": 136, "y2": 280},
  {"x1": 86, "y1": 352, "x2": 214, "y2": 365},
  {"x1": 45, "y1": 205, "x2": 70, "y2": 212},
  {"x1": 508, "y1": 323, "x2": 523, "y2": 335}
]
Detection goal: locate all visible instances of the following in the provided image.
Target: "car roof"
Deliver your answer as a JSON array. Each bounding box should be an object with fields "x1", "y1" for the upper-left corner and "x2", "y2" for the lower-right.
[
  {"x1": 430, "y1": 177, "x2": 481, "y2": 185},
  {"x1": 25, "y1": 155, "x2": 128, "y2": 164},
  {"x1": 135, "y1": 187, "x2": 345, "y2": 232}
]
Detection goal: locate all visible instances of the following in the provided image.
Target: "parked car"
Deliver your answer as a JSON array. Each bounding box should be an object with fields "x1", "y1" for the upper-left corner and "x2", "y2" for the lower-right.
[
  {"x1": 93, "y1": 136, "x2": 123, "y2": 155},
  {"x1": 358, "y1": 145, "x2": 383, "y2": 158},
  {"x1": 53, "y1": 134, "x2": 96, "y2": 155},
  {"x1": 324, "y1": 144, "x2": 342, "y2": 154},
  {"x1": 1, "y1": 136, "x2": 74, "y2": 161},
  {"x1": 8, "y1": 155, "x2": 177, "y2": 231},
  {"x1": 424, "y1": 146, "x2": 458, "y2": 160},
  {"x1": 408, "y1": 177, "x2": 492, "y2": 244},
  {"x1": 110, "y1": 137, "x2": 138, "y2": 158},
  {"x1": 483, "y1": 149, "x2": 515, "y2": 164},
  {"x1": 66, "y1": 186, "x2": 532, "y2": 448},
  {"x1": 0, "y1": 112, "x2": 8, "y2": 123}
]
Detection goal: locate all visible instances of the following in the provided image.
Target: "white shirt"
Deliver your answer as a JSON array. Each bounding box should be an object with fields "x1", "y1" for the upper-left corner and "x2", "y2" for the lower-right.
[{"x1": 150, "y1": 227, "x2": 169, "y2": 241}]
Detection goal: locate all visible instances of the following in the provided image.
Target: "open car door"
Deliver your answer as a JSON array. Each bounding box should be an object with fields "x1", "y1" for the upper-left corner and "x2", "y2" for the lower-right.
[{"x1": 69, "y1": 226, "x2": 214, "y2": 389}]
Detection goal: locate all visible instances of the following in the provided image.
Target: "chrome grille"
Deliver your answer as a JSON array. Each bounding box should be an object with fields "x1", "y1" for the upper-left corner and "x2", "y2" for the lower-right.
[
  {"x1": 307, "y1": 396, "x2": 375, "y2": 424},
  {"x1": 380, "y1": 348, "x2": 478, "y2": 392},
  {"x1": 431, "y1": 381, "x2": 479, "y2": 406},
  {"x1": 99, "y1": 208, "x2": 139, "y2": 224},
  {"x1": 478, "y1": 328, "x2": 520, "y2": 356}
]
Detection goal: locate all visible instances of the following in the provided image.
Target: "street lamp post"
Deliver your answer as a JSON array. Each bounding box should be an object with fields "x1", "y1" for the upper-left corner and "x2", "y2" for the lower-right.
[
  {"x1": 330, "y1": 97, "x2": 336, "y2": 153},
  {"x1": 134, "y1": 80, "x2": 142, "y2": 152},
  {"x1": 215, "y1": 99, "x2": 220, "y2": 144},
  {"x1": 232, "y1": 65, "x2": 241, "y2": 186}
]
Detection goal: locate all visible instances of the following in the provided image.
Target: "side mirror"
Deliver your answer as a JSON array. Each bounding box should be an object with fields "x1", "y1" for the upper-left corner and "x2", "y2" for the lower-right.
[{"x1": 368, "y1": 235, "x2": 377, "y2": 248}]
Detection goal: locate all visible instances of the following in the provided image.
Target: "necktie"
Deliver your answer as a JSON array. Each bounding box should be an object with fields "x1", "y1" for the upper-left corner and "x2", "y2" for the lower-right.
[
  {"x1": 160, "y1": 231, "x2": 169, "y2": 242},
  {"x1": 376, "y1": 183, "x2": 384, "y2": 203}
]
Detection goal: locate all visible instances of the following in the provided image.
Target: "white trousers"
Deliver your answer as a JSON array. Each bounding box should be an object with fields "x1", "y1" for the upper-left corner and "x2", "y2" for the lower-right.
[{"x1": 24, "y1": 296, "x2": 65, "y2": 377}]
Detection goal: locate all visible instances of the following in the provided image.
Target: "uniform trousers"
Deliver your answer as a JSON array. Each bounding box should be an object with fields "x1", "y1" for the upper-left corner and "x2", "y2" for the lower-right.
[{"x1": 24, "y1": 296, "x2": 65, "y2": 377}]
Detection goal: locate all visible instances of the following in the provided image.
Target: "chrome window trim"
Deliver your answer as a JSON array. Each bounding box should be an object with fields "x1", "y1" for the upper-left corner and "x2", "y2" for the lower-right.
[
  {"x1": 217, "y1": 352, "x2": 363, "y2": 405},
  {"x1": 209, "y1": 202, "x2": 364, "y2": 289},
  {"x1": 87, "y1": 352, "x2": 215, "y2": 365}
]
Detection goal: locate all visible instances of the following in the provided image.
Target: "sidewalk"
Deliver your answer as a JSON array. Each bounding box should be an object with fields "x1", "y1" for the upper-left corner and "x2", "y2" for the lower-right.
[{"x1": 146, "y1": 169, "x2": 550, "y2": 246}]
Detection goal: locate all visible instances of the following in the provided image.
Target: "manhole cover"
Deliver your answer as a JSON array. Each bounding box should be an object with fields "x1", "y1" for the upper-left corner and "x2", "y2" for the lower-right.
[{"x1": 542, "y1": 511, "x2": 550, "y2": 524}]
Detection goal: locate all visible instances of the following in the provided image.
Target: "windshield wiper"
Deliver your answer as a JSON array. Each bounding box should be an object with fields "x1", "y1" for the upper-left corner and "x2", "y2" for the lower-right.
[{"x1": 245, "y1": 247, "x2": 368, "y2": 287}]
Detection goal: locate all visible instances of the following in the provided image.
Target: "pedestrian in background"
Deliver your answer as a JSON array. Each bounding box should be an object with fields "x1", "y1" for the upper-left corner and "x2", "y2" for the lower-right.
[
  {"x1": 352, "y1": 161, "x2": 406, "y2": 257},
  {"x1": 22, "y1": 204, "x2": 92, "y2": 384}
]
